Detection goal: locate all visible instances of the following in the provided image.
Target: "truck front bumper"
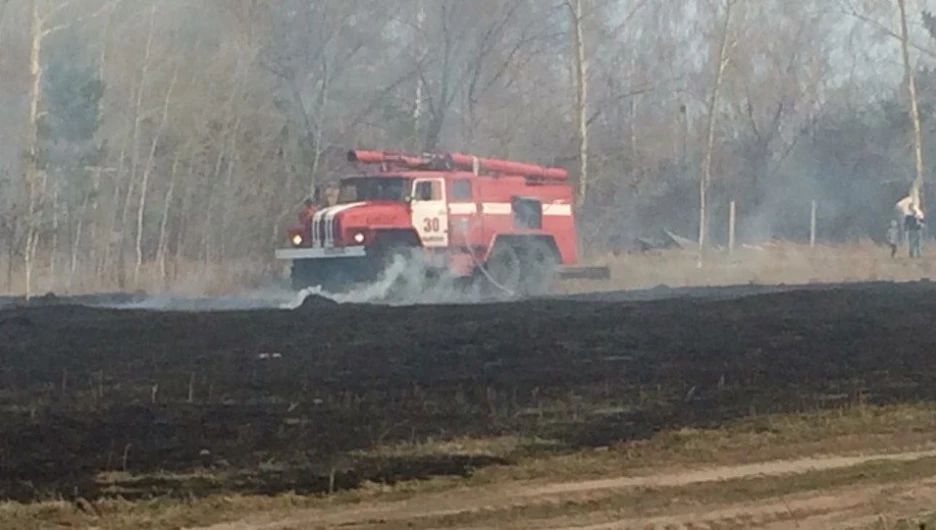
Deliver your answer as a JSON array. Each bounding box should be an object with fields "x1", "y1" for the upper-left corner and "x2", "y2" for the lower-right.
[{"x1": 274, "y1": 245, "x2": 367, "y2": 260}]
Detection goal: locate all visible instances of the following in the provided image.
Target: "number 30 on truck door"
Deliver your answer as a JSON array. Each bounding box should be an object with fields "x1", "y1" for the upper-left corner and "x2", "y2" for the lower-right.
[{"x1": 423, "y1": 217, "x2": 440, "y2": 232}]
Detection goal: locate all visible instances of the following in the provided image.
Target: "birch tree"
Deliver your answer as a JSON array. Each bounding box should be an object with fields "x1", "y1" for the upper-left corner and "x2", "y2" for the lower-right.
[
  {"x1": 897, "y1": 0, "x2": 925, "y2": 212},
  {"x1": 133, "y1": 65, "x2": 177, "y2": 285},
  {"x1": 567, "y1": 0, "x2": 589, "y2": 208},
  {"x1": 698, "y1": 0, "x2": 736, "y2": 265}
]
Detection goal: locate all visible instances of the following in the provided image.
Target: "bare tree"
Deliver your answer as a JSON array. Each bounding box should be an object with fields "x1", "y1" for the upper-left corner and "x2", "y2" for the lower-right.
[
  {"x1": 23, "y1": 0, "x2": 45, "y2": 300},
  {"x1": 133, "y1": 64, "x2": 177, "y2": 285},
  {"x1": 119, "y1": 1, "x2": 157, "y2": 289},
  {"x1": 897, "y1": 0, "x2": 925, "y2": 211},
  {"x1": 567, "y1": 0, "x2": 589, "y2": 208},
  {"x1": 698, "y1": 0, "x2": 736, "y2": 265}
]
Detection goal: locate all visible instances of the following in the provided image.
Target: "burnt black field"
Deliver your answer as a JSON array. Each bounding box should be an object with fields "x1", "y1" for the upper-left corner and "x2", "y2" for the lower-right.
[{"x1": 0, "y1": 281, "x2": 933, "y2": 502}]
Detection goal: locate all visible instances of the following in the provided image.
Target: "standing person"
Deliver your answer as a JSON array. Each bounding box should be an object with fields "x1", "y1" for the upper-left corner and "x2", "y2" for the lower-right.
[
  {"x1": 887, "y1": 219, "x2": 900, "y2": 258},
  {"x1": 905, "y1": 209, "x2": 924, "y2": 258}
]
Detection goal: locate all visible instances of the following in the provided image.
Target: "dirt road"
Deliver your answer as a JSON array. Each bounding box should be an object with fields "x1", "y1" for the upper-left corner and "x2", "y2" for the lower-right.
[{"x1": 194, "y1": 449, "x2": 936, "y2": 529}]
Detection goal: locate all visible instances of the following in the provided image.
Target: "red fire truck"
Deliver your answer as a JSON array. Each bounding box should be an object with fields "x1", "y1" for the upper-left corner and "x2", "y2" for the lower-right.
[{"x1": 274, "y1": 149, "x2": 608, "y2": 299}]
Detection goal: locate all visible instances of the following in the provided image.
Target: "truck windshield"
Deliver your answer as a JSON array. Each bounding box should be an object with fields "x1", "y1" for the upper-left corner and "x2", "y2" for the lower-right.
[{"x1": 337, "y1": 177, "x2": 409, "y2": 203}]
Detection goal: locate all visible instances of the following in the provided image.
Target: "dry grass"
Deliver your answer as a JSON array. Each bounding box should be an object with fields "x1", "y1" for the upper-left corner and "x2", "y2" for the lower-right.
[
  {"x1": 5, "y1": 240, "x2": 935, "y2": 298},
  {"x1": 0, "y1": 256, "x2": 283, "y2": 297},
  {"x1": 368, "y1": 403, "x2": 936, "y2": 486},
  {"x1": 0, "y1": 493, "x2": 325, "y2": 530},
  {"x1": 565, "y1": 239, "x2": 936, "y2": 293}
]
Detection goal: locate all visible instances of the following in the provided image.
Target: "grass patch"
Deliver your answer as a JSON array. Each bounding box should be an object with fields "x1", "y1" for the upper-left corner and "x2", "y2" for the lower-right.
[
  {"x1": 564, "y1": 241, "x2": 933, "y2": 294},
  {"x1": 467, "y1": 402, "x2": 936, "y2": 484}
]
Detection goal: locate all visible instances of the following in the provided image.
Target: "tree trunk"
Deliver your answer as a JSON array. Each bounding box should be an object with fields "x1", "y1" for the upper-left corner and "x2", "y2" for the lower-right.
[
  {"x1": 569, "y1": 0, "x2": 589, "y2": 208},
  {"x1": 629, "y1": 57, "x2": 639, "y2": 160},
  {"x1": 69, "y1": 194, "x2": 90, "y2": 293},
  {"x1": 679, "y1": 102, "x2": 688, "y2": 166},
  {"x1": 23, "y1": 0, "x2": 43, "y2": 301},
  {"x1": 6, "y1": 229, "x2": 13, "y2": 292},
  {"x1": 412, "y1": 1, "x2": 425, "y2": 149},
  {"x1": 134, "y1": 66, "x2": 178, "y2": 287},
  {"x1": 309, "y1": 59, "x2": 330, "y2": 198},
  {"x1": 120, "y1": 3, "x2": 156, "y2": 289},
  {"x1": 104, "y1": 133, "x2": 129, "y2": 284},
  {"x1": 86, "y1": 167, "x2": 102, "y2": 283},
  {"x1": 422, "y1": 4, "x2": 454, "y2": 152},
  {"x1": 173, "y1": 181, "x2": 191, "y2": 283},
  {"x1": 203, "y1": 66, "x2": 246, "y2": 270},
  {"x1": 698, "y1": 0, "x2": 735, "y2": 266},
  {"x1": 157, "y1": 151, "x2": 182, "y2": 284},
  {"x1": 49, "y1": 176, "x2": 58, "y2": 291},
  {"x1": 5, "y1": 215, "x2": 14, "y2": 291},
  {"x1": 271, "y1": 162, "x2": 297, "y2": 245},
  {"x1": 897, "y1": 0, "x2": 925, "y2": 212},
  {"x1": 219, "y1": 115, "x2": 243, "y2": 261}
]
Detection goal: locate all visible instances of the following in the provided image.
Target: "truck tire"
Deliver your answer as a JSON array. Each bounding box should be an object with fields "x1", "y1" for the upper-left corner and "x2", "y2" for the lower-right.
[
  {"x1": 291, "y1": 259, "x2": 317, "y2": 291},
  {"x1": 483, "y1": 242, "x2": 522, "y2": 299},
  {"x1": 291, "y1": 259, "x2": 356, "y2": 294},
  {"x1": 519, "y1": 239, "x2": 559, "y2": 296}
]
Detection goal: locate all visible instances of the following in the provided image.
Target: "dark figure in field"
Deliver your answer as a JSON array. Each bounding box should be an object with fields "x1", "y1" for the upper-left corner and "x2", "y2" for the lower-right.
[
  {"x1": 887, "y1": 219, "x2": 900, "y2": 258},
  {"x1": 905, "y1": 213, "x2": 924, "y2": 258}
]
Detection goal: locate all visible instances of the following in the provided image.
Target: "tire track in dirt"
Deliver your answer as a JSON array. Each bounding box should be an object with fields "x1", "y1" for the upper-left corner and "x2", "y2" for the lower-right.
[
  {"x1": 552, "y1": 480, "x2": 936, "y2": 530},
  {"x1": 190, "y1": 448, "x2": 936, "y2": 530},
  {"x1": 522, "y1": 449, "x2": 936, "y2": 496}
]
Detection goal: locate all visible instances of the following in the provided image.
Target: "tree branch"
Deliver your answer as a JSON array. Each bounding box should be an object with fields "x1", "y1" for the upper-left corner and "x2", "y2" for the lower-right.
[
  {"x1": 833, "y1": 2, "x2": 936, "y2": 59},
  {"x1": 42, "y1": 0, "x2": 121, "y2": 38},
  {"x1": 586, "y1": 76, "x2": 683, "y2": 128}
]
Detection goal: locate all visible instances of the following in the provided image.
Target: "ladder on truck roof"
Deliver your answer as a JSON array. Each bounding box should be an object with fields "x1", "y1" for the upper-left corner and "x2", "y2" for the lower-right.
[{"x1": 347, "y1": 149, "x2": 568, "y2": 181}]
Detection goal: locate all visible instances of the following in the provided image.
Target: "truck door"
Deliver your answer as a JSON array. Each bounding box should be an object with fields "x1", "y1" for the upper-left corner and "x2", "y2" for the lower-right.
[{"x1": 411, "y1": 178, "x2": 449, "y2": 247}]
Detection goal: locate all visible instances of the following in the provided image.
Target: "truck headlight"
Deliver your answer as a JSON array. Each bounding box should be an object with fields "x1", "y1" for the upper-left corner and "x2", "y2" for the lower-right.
[
  {"x1": 353, "y1": 232, "x2": 365, "y2": 243},
  {"x1": 291, "y1": 234, "x2": 303, "y2": 246}
]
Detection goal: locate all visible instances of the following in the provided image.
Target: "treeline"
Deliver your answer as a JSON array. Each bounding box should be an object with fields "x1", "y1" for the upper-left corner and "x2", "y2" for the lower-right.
[{"x1": 0, "y1": 0, "x2": 934, "y2": 294}]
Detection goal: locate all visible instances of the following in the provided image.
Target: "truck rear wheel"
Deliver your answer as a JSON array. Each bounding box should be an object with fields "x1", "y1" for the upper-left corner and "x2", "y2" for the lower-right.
[
  {"x1": 519, "y1": 239, "x2": 559, "y2": 296},
  {"x1": 483, "y1": 242, "x2": 523, "y2": 299},
  {"x1": 291, "y1": 259, "x2": 318, "y2": 291}
]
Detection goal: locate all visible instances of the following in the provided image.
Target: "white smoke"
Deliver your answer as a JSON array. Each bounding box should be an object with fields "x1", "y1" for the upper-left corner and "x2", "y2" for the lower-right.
[
  {"x1": 110, "y1": 287, "x2": 309, "y2": 311},
  {"x1": 95, "y1": 248, "x2": 504, "y2": 311},
  {"x1": 283, "y1": 249, "x2": 490, "y2": 308}
]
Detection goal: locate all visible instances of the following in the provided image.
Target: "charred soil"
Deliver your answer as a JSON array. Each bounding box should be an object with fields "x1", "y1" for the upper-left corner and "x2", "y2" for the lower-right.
[{"x1": 1, "y1": 281, "x2": 935, "y2": 502}]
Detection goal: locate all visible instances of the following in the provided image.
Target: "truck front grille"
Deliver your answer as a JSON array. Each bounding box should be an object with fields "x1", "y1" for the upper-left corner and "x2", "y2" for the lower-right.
[{"x1": 317, "y1": 218, "x2": 327, "y2": 246}]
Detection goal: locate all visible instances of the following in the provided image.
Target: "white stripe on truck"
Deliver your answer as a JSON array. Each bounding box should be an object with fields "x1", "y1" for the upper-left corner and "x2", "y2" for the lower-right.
[
  {"x1": 311, "y1": 202, "x2": 366, "y2": 247},
  {"x1": 448, "y1": 203, "x2": 478, "y2": 214},
  {"x1": 480, "y1": 202, "x2": 572, "y2": 216}
]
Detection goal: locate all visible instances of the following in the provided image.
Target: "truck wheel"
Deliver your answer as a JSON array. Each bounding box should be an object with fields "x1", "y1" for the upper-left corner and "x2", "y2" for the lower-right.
[
  {"x1": 483, "y1": 242, "x2": 522, "y2": 299},
  {"x1": 291, "y1": 260, "x2": 318, "y2": 291},
  {"x1": 520, "y1": 239, "x2": 559, "y2": 296}
]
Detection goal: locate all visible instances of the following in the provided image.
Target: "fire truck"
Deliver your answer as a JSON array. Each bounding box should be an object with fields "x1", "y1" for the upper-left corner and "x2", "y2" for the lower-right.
[{"x1": 274, "y1": 149, "x2": 609, "y2": 299}]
